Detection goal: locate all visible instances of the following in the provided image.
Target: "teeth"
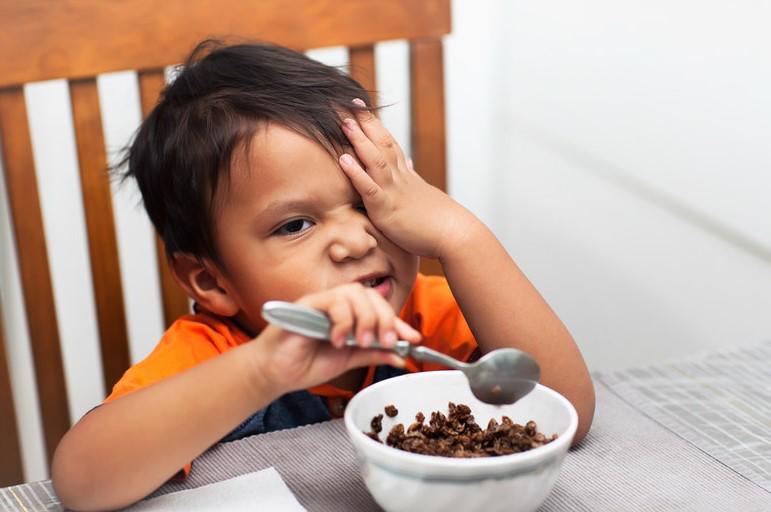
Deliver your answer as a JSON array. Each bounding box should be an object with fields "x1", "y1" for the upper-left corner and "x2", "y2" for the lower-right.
[{"x1": 363, "y1": 277, "x2": 382, "y2": 287}]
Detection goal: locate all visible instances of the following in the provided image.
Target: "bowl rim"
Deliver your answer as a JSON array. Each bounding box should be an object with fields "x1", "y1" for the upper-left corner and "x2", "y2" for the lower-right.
[{"x1": 344, "y1": 370, "x2": 578, "y2": 472}]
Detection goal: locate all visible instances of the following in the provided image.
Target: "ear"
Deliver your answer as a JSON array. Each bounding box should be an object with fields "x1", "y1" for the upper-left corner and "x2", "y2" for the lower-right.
[{"x1": 169, "y1": 253, "x2": 239, "y2": 316}]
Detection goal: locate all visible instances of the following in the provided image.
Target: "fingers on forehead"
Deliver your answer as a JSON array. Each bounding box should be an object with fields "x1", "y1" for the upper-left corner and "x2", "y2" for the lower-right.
[
  {"x1": 342, "y1": 118, "x2": 381, "y2": 158},
  {"x1": 352, "y1": 102, "x2": 378, "y2": 124},
  {"x1": 355, "y1": 112, "x2": 390, "y2": 145}
]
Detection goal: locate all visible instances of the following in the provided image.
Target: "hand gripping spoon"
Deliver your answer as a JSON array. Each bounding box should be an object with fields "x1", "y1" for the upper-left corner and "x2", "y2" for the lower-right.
[{"x1": 261, "y1": 301, "x2": 540, "y2": 405}]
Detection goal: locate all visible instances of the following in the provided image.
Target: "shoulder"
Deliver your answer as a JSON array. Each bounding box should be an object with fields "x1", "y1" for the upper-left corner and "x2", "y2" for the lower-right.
[
  {"x1": 105, "y1": 312, "x2": 247, "y2": 402},
  {"x1": 164, "y1": 312, "x2": 250, "y2": 351}
]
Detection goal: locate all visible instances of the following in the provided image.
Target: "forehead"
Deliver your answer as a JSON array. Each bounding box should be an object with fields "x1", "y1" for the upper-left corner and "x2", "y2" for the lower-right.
[{"x1": 222, "y1": 123, "x2": 354, "y2": 207}]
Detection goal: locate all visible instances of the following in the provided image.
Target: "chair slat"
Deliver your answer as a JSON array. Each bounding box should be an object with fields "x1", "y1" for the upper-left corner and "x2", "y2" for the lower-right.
[
  {"x1": 0, "y1": 299, "x2": 24, "y2": 485},
  {"x1": 409, "y1": 39, "x2": 447, "y2": 192},
  {"x1": 348, "y1": 45, "x2": 378, "y2": 107},
  {"x1": 138, "y1": 70, "x2": 191, "y2": 327},
  {"x1": 69, "y1": 79, "x2": 131, "y2": 390},
  {"x1": 0, "y1": 87, "x2": 71, "y2": 464},
  {"x1": 410, "y1": 38, "x2": 447, "y2": 276}
]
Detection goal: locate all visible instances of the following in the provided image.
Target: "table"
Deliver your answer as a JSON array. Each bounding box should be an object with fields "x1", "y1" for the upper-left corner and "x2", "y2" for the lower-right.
[{"x1": 3, "y1": 341, "x2": 770, "y2": 511}]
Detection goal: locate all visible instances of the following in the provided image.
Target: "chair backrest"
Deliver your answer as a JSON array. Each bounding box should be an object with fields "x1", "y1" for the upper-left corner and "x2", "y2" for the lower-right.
[{"x1": 0, "y1": 0, "x2": 450, "y2": 484}]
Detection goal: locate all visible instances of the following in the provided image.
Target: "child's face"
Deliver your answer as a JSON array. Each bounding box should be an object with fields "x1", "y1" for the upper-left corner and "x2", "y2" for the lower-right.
[{"x1": 210, "y1": 123, "x2": 420, "y2": 334}]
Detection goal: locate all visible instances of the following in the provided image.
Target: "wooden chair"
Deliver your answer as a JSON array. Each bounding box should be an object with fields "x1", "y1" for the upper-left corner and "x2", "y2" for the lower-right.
[{"x1": 0, "y1": 0, "x2": 450, "y2": 485}]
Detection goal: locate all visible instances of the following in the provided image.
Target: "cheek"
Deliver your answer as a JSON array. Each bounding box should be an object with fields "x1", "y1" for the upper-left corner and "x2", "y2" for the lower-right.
[
  {"x1": 391, "y1": 255, "x2": 419, "y2": 312},
  {"x1": 392, "y1": 252, "x2": 419, "y2": 303},
  {"x1": 256, "y1": 275, "x2": 316, "y2": 302},
  {"x1": 398, "y1": 250, "x2": 420, "y2": 277},
  {"x1": 379, "y1": 238, "x2": 418, "y2": 279}
]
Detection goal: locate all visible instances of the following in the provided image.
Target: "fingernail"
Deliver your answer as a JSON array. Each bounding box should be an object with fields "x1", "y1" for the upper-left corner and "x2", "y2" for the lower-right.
[
  {"x1": 391, "y1": 356, "x2": 406, "y2": 368},
  {"x1": 343, "y1": 118, "x2": 357, "y2": 130},
  {"x1": 361, "y1": 330, "x2": 374, "y2": 346},
  {"x1": 352, "y1": 98, "x2": 366, "y2": 107},
  {"x1": 383, "y1": 331, "x2": 397, "y2": 345},
  {"x1": 340, "y1": 154, "x2": 354, "y2": 165}
]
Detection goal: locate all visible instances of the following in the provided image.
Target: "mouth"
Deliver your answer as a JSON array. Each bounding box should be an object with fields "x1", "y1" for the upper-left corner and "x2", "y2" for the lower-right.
[
  {"x1": 356, "y1": 273, "x2": 393, "y2": 299},
  {"x1": 359, "y1": 275, "x2": 388, "y2": 288}
]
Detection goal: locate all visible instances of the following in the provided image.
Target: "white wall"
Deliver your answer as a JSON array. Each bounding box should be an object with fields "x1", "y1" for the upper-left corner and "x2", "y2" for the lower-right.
[
  {"x1": 2, "y1": 0, "x2": 770, "y2": 482},
  {"x1": 444, "y1": 0, "x2": 771, "y2": 371}
]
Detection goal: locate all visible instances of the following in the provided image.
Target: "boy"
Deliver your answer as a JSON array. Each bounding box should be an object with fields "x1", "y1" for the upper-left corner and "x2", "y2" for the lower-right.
[{"x1": 51, "y1": 41, "x2": 595, "y2": 510}]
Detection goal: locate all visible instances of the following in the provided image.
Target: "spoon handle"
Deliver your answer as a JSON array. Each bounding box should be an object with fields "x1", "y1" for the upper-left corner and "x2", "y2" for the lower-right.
[
  {"x1": 409, "y1": 345, "x2": 468, "y2": 371},
  {"x1": 261, "y1": 301, "x2": 412, "y2": 356},
  {"x1": 262, "y1": 301, "x2": 468, "y2": 368}
]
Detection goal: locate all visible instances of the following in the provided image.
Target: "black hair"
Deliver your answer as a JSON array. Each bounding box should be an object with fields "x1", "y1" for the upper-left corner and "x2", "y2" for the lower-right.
[{"x1": 115, "y1": 39, "x2": 373, "y2": 264}]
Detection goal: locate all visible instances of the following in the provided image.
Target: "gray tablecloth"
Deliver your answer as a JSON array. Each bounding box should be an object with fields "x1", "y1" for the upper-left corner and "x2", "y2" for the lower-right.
[{"x1": 3, "y1": 341, "x2": 770, "y2": 511}]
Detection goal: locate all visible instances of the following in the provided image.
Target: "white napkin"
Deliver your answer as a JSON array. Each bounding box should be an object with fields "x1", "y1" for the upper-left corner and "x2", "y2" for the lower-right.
[{"x1": 122, "y1": 467, "x2": 306, "y2": 511}]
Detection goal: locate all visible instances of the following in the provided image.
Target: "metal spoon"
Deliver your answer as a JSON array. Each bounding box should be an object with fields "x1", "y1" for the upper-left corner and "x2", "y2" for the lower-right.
[{"x1": 261, "y1": 300, "x2": 540, "y2": 405}]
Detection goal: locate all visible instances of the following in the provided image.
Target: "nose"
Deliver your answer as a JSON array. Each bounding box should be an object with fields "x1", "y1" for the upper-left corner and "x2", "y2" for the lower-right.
[{"x1": 328, "y1": 217, "x2": 378, "y2": 262}]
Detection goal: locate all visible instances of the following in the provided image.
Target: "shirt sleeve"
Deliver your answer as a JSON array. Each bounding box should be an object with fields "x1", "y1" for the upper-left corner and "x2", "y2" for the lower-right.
[
  {"x1": 105, "y1": 313, "x2": 244, "y2": 403},
  {"x1": 399, "y1": 273, "x2": 479, "y2": 372}
]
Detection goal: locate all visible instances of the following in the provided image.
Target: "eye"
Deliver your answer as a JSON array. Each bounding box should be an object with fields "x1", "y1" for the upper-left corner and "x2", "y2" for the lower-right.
[{"x1": 274, "y1": 218, "x2": 314, "y2": 236}]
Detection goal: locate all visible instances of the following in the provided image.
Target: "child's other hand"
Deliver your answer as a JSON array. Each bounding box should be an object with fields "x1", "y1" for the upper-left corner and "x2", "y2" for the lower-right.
[
  {"x1": 250, "y1": 283, "x2": 422, "y2": 395},
  {"x1": 339, "y1": 100, "x2": 477, "y2": 259}
]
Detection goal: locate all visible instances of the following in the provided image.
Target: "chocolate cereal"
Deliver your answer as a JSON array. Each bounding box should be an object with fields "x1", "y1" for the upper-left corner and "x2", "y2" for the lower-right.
[
  {"x1": 364, "y1": 402, "x2": 556, "y2": 457},
  {"x1": 370, "y1": 413, "x2": 384, "y2": 433}
]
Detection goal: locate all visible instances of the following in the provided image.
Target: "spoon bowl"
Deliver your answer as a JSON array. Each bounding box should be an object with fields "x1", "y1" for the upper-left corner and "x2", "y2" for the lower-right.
[
  {"x1": 407, "y1": 344, "x2": 540, "y2": 405},
  {"x1": 464, "y1": 348, "x2": 541, "y2": 404}
]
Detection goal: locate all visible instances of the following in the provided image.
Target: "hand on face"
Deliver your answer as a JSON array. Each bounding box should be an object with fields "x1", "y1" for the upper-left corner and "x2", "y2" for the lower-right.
[
  {"x1": 338, "y1": 99, "x2": 475, "y2": 260},
  {"x1": 251, "y1": 282, "x2": 422, "y2": 395}
]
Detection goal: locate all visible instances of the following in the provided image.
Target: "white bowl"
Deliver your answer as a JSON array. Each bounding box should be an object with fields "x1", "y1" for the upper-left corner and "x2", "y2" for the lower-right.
[{"x1": 344, "y1": 370, "x2": 577, "y2": 512}]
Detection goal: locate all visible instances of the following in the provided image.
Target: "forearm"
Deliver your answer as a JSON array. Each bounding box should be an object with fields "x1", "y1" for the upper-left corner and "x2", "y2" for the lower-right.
[
  {"x1": 439, "y1": 217, "x2": 595, "y2": 443},
  {"x1": 52, "y1": 343, "x2": 277, "y2": 511}
]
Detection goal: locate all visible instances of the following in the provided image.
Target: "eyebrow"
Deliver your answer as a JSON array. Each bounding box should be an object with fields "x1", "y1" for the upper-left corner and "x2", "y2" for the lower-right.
[
  {"x1": 257, "y1": 198, "x2": 317, "y2": 222},
  {"x1": 255, "y1": 189, "x2": 363, "y2": 226}
]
